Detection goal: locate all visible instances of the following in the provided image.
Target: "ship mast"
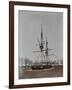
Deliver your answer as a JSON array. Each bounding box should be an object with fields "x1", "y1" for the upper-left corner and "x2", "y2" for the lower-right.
[
  {"x1": 45, "y1": 38, "x2": 49, "y2": 64},
  {"x1": 40, "y1": 24, "x2": 45, "y2": 63},
  {"x1": 33, "y1": 24, "x2": 53, "y2": 64},
  {"x1": 33, "y1": 24, "x2": 45, "y2": 63}
]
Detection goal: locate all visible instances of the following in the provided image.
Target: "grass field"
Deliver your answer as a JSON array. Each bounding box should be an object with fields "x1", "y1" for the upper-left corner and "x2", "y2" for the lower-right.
[{"x1": 19, "y1": 65, "x2": 63, "y2": 79}]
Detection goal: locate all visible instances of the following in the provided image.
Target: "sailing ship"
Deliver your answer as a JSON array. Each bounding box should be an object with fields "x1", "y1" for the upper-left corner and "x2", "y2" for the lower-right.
[{"x1": 31, "y1": 24, "x2": 53, "y2": 70}]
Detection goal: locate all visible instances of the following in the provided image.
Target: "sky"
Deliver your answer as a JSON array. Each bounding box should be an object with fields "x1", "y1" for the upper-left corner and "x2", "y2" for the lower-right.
[{"x1": 18, "y1": 10, "x2": 63, "y2": 63}]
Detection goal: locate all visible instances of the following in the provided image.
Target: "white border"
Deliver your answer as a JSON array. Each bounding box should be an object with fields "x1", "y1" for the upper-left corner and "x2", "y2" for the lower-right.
[{"x1": 14, "y1": 5, "x2": 68, "y2": 85}]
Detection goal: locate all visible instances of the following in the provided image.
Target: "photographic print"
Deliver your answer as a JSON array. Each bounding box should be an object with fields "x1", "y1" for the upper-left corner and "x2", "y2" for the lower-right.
[
  {"x1": 18, "y1": 11, "x2": 63, "y2": 79},
  {"x1": 9, "y1": 1, "x2": 70, "y2": 88}
]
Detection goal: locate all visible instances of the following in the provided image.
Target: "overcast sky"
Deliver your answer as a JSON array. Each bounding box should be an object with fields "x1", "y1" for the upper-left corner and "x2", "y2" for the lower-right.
[{"x1": 18, "y1": 10, "x2": 63, "y2": 62}]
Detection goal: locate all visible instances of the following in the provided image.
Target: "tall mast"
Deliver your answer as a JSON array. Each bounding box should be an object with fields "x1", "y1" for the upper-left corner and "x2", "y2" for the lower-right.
[
  {"x1": 41, "y1": 24, "x2": 43, "y2": 42},
  {"x1": 45, "y1": 38, "x2": 48, "y2": 56},
  {"x1": 33, "y1": 24, "x2": 53, "y2": 64},
  {"x1": 40, "y1": 24, "x2": 45, "y2": 63},
  {"x1": 40, "y1": 24, "x2": 44, "y2": 51}
]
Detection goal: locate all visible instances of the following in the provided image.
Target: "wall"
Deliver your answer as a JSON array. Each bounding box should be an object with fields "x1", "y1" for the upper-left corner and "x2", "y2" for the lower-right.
[{"x1": 0, "y1": 0, "x2": 72, "y2": 90}]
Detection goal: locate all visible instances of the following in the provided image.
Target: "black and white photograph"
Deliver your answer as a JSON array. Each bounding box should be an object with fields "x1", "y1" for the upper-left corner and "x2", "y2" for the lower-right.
[{"x1": 18, "y1": 10, "x2": 63, "y2": 79}]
